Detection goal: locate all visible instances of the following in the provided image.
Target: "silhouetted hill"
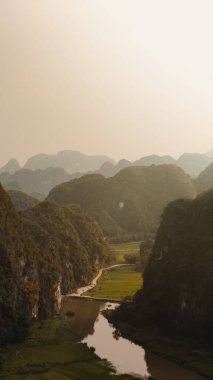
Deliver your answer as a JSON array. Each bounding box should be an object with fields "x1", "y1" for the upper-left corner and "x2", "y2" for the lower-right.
[
  {"x1": 0, "y1": 159, "x2": 20, "y2": 174},
  {"x1": 97, "y1": 159, "x2": 131, "y2": 177},
  {"x1": 0, "y1": 167, "x2": 71, "y2": 200},
  {"x1": 115, "y1": 190, "x2": 213, "y2": 338},
  {"x1": 48, "y1": 165, "x2": 196, "y2": 241},
  {"x1": 3, "y1": 180, "x2": 22, "y2": 192},
  {"x1": 96, "y1": 153, "x2": 213, "y2": 178},
  {"x1": 8, "y1": 190, "x2": 39, "y2": 211},
  {"x1": 24, "y1": 150, "x2": 115, "y2": 173},
  {"x1": 194, "y1": 162, "x2": 213, "y2": 193},
  {"x1": 177, "y1": 153, "x2": 213, "y2": 176},
  {"x1": 97, "y1": 161, "x2": 116, "y2": 177},
  {"x1": 134, "y1": 155, "x2": 176, "y2": 166}
]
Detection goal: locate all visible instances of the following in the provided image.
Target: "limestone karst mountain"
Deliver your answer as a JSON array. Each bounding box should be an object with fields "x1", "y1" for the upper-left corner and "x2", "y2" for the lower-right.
[
  {"x1": 177, "y1": 153, "x2": 213, "y2": 177},
  {"x1": 0, "y1": 185, "x2": 39, "y2": 345},
  {"x1": 0, "y1": 184, "x2": 108, "y2": 344},
  {"x1": 113, "y1": 189, "x2": 213, "y2": 338},
  {"x1": 24, "y1": 150, "x2": 115, "y2": 173},
  {"x1": 194, "y1": 162, "x2": 213, "y2": 194},
  {"x1": 0, "y1": 159, "x2": 20, "y2": 174},
  {"x1": 48, "y1": 165, "x2": 196, "y2": 241},
  {"x1": 8, "y1": 190, "x2": 39, "y2": 211},
  {"x1": 0, "y1": 167, "x2": 72, "y2": 200}
]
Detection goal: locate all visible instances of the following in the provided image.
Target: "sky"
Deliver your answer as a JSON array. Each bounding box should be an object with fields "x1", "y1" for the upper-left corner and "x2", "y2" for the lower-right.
[{"x1": 1, "y1": 0, "x2": 213, "y2": 166}]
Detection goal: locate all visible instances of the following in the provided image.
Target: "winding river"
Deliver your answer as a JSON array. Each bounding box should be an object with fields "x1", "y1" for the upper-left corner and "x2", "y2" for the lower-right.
[{"x1": 61, "y1": 267, "x2": 208, "y2": 380}]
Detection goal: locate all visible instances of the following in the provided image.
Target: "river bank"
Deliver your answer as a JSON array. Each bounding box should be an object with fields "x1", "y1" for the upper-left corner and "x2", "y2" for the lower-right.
[
  {"x1": 106, "y1": 311, "x2": 213, "y2": 379},
  {"x1": 65, "y1": 264, "x2": 134, "y2": 297},
  {"x1": 0, "y1": 262, "x2": 210, "y2": 380},
  {"x1": 63, "y1": 257, "x2": 213, "y2": 379},
  {"x1": 0, "y1": 312, "x2": 137, "y2": 380}
]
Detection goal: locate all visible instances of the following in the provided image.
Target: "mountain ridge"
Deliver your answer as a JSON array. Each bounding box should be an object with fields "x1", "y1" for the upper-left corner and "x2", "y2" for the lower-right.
[{"x1": 48, "y1": 164, "x2": 196, "y2": 241}]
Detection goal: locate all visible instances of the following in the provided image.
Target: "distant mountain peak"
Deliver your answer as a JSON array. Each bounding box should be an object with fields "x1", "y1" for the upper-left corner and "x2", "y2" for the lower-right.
[
  {"x1": 0, "y1": 158, "x2": 20, "y2": 174},
  {"x1": 24, "y1": 150, "x2": 115, "y2": 173},
  {"x1": 206, "y1": 149, "x2": 213, "y2": 158}
]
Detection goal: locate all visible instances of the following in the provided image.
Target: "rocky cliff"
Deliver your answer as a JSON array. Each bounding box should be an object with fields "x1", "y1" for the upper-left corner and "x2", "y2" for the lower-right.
[
  {"x1": 116, "y1": 190, "x2": 213, "y2": 338},
  {"x1": 0, "y1": 185, "x2": 108, "y2": 344},
  {"x1": 0, "y1": 185, "x2": 39, "y2": 345},
  {"x1": 22, "y1": 201, "x2": 108, "y2": 317}
]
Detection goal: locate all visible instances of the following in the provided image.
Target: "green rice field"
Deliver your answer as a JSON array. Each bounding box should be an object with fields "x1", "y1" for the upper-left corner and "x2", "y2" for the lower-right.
[
  {"x1": 85, "y1": 265, "x2": 142, "y2": 301},
  {"x1": 109, "y1": 241, "x2": 141, "y2": 264}
]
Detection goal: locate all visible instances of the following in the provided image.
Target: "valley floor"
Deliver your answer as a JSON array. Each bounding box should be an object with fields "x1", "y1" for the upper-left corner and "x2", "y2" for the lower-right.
[{"x1": 85, "y1": 265, "x2": 142, "y2": 300}]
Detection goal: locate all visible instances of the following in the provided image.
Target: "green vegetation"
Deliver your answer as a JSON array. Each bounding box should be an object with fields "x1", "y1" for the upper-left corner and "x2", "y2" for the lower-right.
[
  {"x1": 109, "y1": 241, "x2": 141, "y2": 264},
  {"x1": 1, "y1": 317, "x2": 134, "y2": 380},
  {"x1": 48, "y1": 165, "x2": 196, "y2": 241},
  {"x1": 110, "y1": 189, "x2": 213, "y2": 377},
  {"x1": 85, "y1": 266, "x2": 142, "y2": 300},
  {"x1": 135, "y1": 189, "x2": 213, "y2": 336},
  {"x1": 8, "y1": 190, "x2": 39, "y2": 211},
  {"x1": 194, "y1": 161, "x2": 213, "y2": 194},
  {"x1": 0, "y1": 185, "x2": 39, "y2": 346},
  {"x1": 22, "y1": 201, "x2": 109, "y2": 315},
  {"x1": 0, "y1": 184, "x2": 109, "y2": 345},
  {"x1": 113, "y1": 190, "x2": 213, "y2": 336}
]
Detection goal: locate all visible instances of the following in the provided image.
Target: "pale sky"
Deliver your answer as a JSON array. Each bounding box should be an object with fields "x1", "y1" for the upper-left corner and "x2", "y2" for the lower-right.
[{"x1": 1, "y1": 0, "x2": 213, "y2": 166}]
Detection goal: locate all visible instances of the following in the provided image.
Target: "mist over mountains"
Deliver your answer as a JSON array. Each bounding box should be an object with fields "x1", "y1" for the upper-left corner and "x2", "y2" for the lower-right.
[
  {"x1": 23, "y1": 150, "x2": 116, "y2": 173},
  {"x1": 1, "y1": 149, "x2": 213, "y2": 177},
  {"x1": 48, "y1": 165, "x2": 195, "y2": 242},
  {"x1": 1, "y1": 149, "x2": 213, "y2": 201},
  {"x1": 97, "y1": 153, "x2": 213, "y2": 178}
]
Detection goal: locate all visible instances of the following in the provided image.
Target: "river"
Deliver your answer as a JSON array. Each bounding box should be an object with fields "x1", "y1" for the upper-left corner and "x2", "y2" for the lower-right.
[{"x1": 61, "y1": 297, "x2": 208, "y2": 380}]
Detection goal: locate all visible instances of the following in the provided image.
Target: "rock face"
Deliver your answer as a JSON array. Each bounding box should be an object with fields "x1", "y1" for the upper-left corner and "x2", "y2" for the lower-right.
[
  {"x1": 24, "y1": 150, "x2": 115, "y2": 173},
  {"x1": 0, "y1": 167, "x2": 72, "y2": 200},
  {"x1": 0, "y1": 185, "x2": 108, "y2": 344},
  {"x1": 48, "y1": 165, "x2": 196, "y2": 241},
  {"x1": 126, "y1": 190, "x2": 213, "y2": 337},
  {"x1": 0, "y1": 159, "x2": 20, "y2": 174},
  {"x1": 194, "y1": 162, "x2": 213, "y2": 194},
  {"x1": 0, "y1": 185, "x2": 39, "y2": 345},
  {"x1": 21, "y1": 202, "x2": 108, "y2": 317}
]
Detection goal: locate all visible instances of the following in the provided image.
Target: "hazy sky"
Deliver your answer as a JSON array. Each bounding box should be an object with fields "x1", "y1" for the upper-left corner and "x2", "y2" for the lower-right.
[{"x1": 1, "y1": 0, "x2": 213, "y2": 166}]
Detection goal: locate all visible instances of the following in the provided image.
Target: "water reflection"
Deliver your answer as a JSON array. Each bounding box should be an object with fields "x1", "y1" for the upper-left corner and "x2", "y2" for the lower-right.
[
  {"x1": 61, "y1": 297, "x2": 208, "y2": 380},
  {"x1": 83, "y1": 303, "x2": 149, "y2": 379},
  {"x1": 60, "y1": 297, "x2": 104, "y2": 339}
]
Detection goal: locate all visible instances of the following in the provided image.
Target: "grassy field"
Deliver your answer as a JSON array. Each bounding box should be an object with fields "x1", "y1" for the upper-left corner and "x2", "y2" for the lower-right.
[
  {"x1": 109, "y1": 241, "x2": 141, "y2": 264},
  {"x1": 1, "y1": 317, "x2": 135, "y2": 380},
  {"x1": 85, "y1": 266, "x2": 142, "y2": 301}
]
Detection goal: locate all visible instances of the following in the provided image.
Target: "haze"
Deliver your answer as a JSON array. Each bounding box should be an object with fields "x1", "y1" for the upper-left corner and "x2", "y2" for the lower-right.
[{"x1": 1, "y1": 0, "x2": 213, "y2": 166}]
